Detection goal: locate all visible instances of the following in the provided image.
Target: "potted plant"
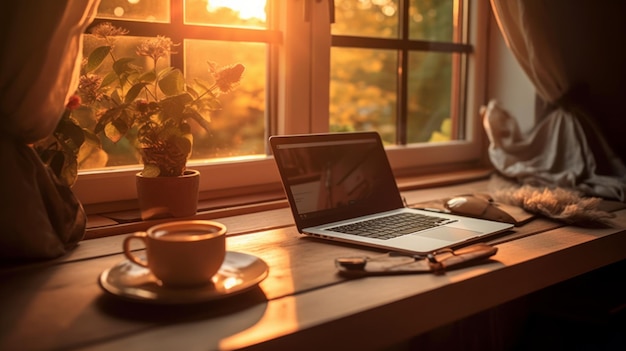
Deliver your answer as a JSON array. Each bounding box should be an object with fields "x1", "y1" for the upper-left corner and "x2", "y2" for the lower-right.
[{"x1": 76, "y1": 22, "x2": 245, "y2": 219}]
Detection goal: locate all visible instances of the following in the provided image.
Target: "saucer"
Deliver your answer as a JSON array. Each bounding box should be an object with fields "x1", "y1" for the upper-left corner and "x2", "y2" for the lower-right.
[{"x1": 99, "y1": 251, "x2": 269, "y2": 304}]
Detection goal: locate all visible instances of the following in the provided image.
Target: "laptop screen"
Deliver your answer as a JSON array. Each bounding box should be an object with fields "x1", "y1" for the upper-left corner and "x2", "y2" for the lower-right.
[{"x1": 270, "y1": 132, "x2": 404, "y2": 230}]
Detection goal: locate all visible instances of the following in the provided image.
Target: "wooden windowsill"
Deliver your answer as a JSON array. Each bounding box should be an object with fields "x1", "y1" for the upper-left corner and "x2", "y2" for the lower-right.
[{"x1": 84, "y1": 167, "x2": 494, "y2": 240}]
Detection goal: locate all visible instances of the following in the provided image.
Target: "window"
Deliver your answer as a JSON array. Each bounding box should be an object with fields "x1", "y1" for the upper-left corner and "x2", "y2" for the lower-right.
[
  {"x1": 329, "y1": 0, "x2": 470, "y2": 145},
  {"x1": 72, "y1": 0, "x2": 489, "y2": 207}
]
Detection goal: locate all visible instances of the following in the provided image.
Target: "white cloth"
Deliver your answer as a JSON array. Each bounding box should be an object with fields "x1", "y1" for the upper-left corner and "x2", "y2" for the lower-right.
[{"x1": 483, "y1": 100, "x2": 625, "y2": 201}]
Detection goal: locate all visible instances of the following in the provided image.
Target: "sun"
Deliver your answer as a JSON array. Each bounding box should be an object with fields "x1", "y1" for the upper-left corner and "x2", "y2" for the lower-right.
[{"x1": 206, "y1": 0, "x2": 267, "y2": 21}]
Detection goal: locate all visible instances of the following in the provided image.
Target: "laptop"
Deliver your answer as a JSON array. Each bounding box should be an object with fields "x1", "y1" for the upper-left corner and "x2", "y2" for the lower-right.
[{"x1": 270, "y1": 131, "x2": 513, "y2": 254}]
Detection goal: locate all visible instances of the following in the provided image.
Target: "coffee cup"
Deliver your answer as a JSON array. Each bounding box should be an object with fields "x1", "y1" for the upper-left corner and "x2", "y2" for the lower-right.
[{"x1": 123, "y1": 220, "x2": 227, "y2": 287}]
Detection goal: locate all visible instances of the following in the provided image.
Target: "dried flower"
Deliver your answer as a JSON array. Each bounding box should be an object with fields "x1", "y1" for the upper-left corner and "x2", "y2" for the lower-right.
[
  {"x1": 90, "y1": 22, "x2": 129, "y2": 38},
  {"x1": 136, "y1": 36, "x2": 179, "y2": 63},
  {"x1": 77, "y1": 74, "x2": 103, "y2": 104},
  {"x1": 136, "y1": 100, "x2": 150, "y2": 114},
  {"x1": 209, "y1": 62, "x2": 245, "y2": 94},
  {"x1": 66, "y1": 95, "x2": 81, "y2": 111}
]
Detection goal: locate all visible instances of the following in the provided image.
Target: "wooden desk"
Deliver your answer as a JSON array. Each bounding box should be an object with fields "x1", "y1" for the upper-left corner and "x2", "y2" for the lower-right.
[{"x1": 2, "y1": 180, "x2": 625, "y2": 351}]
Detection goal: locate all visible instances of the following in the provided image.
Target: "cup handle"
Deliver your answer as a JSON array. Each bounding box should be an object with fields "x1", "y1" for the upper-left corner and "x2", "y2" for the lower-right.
[{"x1": 123, "y1": 232, "x2": 149, "y2": 268}]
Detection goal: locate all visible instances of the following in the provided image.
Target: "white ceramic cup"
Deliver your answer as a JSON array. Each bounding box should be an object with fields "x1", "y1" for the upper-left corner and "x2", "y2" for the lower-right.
[{"x1": 123, "y1": 220, "x2": 227, "y2": 287}]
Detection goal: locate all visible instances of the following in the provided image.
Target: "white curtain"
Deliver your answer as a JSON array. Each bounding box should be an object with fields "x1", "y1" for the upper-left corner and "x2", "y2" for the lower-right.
[
  {"x1": 485, "y1": 0, "x2": 626, "y2": 201},
  {"x1": 0, "y1": 0, "x2": 100, "y2": 260}
]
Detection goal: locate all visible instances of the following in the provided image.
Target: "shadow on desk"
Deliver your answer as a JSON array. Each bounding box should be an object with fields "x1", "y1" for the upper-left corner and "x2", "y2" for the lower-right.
[
  {"x1": 518, "y1": 259, "x2": 626, "y2": 351},
  {"x1": 403, "y1": 259, "x2": 626, "y2": 351},
  {"x1": 95, "y1": 286, "x2": 267, "y2": 323}
]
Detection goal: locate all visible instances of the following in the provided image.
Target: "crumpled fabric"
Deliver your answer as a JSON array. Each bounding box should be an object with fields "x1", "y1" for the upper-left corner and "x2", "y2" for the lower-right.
[
  {"x1": 482, "y1": 100, "x2": 626, "y2": 202},
  {"x1": 0, "y1": 139, "x2": 86, "y2": 260}
]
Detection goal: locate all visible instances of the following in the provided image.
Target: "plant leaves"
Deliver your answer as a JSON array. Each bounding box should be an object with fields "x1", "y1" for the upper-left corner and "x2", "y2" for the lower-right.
[
  {"x1": 59, "y1": 155, "x2": 78, "y2": 188},
  {"x1": 48, "y1": 151, "x2": 65, "y2": 176},
  {"x1": 186, "y1": 85, "x2": 199, "y2": 99},
  {"x1": 157, "y1": 66, "x2": 175, "y2": 78},
  {"x1": 204, "y1": 96, "x2": 222, "y2": 110},
  {"x1": 159, "y1": 93, "x2": 193, "y2": 122},
  {"x1": 179, "y1": 121, "x2": 192, "y2": 134},
  {"x1": 82, "y1": 128, "x2": 102, "y2": 147},
  {"x1": 193, "y1": 77, "x2": 212, "y2": 92},
  {"x1": 85, "y1": 46, "x2": 111, "y2": 73},
  {"x1": 173, "y1": 135, "x2": 192, "y2": 156},
  {"x1": 104, "y1": 117, "x2": 129, "y2": 143},
  {"x1": 104, "y1": 123, "x2": 122, "y2": 143},
  {"x1": 100, "y1": 71, "x2": 118, "y2": 88},
  {"x1": 159, "y1": 68, "x2": 185, "y2": 96},
  {"x1": 185, "y1": 110, "x2": 211, "y2": 132},
  {"x1": 142, "y1": 163, "x2": 161, "y2": 177},
  {"x1": 77, "y1": 141, "x2": 108, "y2": 170},
  {"x1": 94, "y1": 106, "x2": 122, "y2": 134},
  {"x1": 112, "y1": 57, "x2": 136, "y2": 76},
  {"x1": 138, "y1": 70, "x2": 157, "y2": 83},
  {"x1": 125, "y1": 82, "x2": 148, "y2": 104},
  {"x1": 55, "y1": 118, "x2": 85, "y2": 152}
]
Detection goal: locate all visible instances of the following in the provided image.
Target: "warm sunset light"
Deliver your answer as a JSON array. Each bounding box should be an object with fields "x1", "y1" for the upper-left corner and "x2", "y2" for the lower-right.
[{"x1": 206, "y1": 0, "x2": 266, "y2": 21}]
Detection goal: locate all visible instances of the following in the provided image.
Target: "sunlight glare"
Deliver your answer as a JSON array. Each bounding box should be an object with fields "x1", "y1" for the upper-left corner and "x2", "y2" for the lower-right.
[{"x1": 206, "y1": 0, "x2": 266, "y2": 21}]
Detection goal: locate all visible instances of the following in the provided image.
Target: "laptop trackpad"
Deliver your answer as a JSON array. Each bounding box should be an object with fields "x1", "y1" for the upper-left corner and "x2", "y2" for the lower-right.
[{"x1": 417, "y1": 227, "x2": 481, "y2": 242}]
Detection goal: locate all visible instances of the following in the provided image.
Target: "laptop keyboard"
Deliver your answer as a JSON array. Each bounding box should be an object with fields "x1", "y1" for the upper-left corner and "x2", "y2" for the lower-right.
[{"x1": 328, "y1": 212, "x2": 456, "y2": 240}]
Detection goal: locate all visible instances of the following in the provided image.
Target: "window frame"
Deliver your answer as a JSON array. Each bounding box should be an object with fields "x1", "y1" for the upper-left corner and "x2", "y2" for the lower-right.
[{"x1": 72, "y1": 0, "x2": 490, "y2": 208}]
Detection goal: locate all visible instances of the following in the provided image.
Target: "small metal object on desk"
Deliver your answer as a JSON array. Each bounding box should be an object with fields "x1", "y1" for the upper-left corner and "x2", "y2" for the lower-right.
[{"x1": 335, "y1": 243, "x2": 498, "y2": 277}]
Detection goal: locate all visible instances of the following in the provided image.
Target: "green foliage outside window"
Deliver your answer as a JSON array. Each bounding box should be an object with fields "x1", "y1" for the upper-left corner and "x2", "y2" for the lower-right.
[{"x1": 331, "y1": 0, "x2": 456, "y2": 145}]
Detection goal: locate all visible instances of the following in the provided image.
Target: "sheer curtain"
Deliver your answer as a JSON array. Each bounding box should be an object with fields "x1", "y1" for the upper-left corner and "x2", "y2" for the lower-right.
[
  {"x1": 0, "y1": 0, "x2": 100, "y2": 260},
  {"x1": 484, "y1": 0, "x2": 626, "y2": 201}
]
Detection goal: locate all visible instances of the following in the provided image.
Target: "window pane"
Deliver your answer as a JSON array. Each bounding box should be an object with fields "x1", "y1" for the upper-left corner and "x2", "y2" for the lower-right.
[
  {"x1": 332, "y1": 0, "x2": 398, "y2": 39},
  {"x1": 409, "y1": 0, "x2": 455, "y2": 42},
  {"x1": 97, "y1": 0, "x2": 170, "y2": 23},
  {"x1": 184, "y1": 40, "x2": 266, "y2": 159},
  {"x1": 406, "y1": 51, "x2": 455, "y2": 143},
  {"x1": 184, "y1": 0, "x2": 268, "y2": 28},
  {"x1": 330, "y1": 48, "x2": 397, "y2": 144}
]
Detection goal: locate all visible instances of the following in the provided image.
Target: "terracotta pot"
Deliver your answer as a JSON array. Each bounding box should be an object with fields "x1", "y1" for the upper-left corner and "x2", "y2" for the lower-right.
[{"x1": 136, "y1": 169, "x2": 200, "y2": 220}]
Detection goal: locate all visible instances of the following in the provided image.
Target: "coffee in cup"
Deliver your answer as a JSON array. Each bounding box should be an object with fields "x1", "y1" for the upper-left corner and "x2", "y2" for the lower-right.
[{"x1": 123, "y1": 220, "x2": 227, "y2": 287}]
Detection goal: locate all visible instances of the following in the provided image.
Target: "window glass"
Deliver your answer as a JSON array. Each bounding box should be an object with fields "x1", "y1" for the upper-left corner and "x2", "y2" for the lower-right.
[
  {"x1": 329, "y1": 47, "x2": 397, "y2": 144},
  {"x1": 184, "y1": 0, "x2": 268, "y2": 28},
  {"x1": 406, "y1": 51, "x2": 453, "y2": 143},
  {"x1": 330, "y1": 0, "x2": 466, "y2": 145},
  {"x1": 408, "y1": 0, "x2": 455, "y2": 42},
  {"x1": 96, "y1": 0, "x2": 170, "y2": 23},
  {"x1": 333, "y1": 0, "x2": 399, "y2": 38},
  {"x1": 184, "y1": 40, "x2": 266, "y2": 158}
]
